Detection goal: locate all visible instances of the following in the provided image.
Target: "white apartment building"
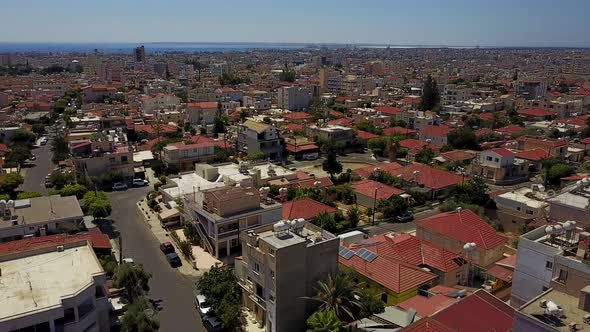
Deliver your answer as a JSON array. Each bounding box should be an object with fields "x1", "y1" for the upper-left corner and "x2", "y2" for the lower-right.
[
  {"x1": 277, "y1": 86, "x2": 312, "y2": 111},
  {"x1": 0, "y1": 241, "x2": 109, "y2": 332}
]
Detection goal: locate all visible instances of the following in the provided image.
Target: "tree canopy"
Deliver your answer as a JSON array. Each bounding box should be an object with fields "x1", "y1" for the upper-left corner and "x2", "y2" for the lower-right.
[
  {"x1": 420, "y1": 74, "x2": 440, "y2": 112},
  {"x1": 447, "y1": 128, "x2": 479, "y2": 150},
  {"x1": 196, "y1": 265, "x2": 242, "y2": 330},
  {"x1": 322, "y1": 148, "x2": 343, "y2": 180}
]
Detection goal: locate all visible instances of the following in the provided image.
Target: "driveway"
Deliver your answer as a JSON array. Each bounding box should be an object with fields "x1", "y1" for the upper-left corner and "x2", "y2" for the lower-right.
[
  {"x1": 361, "y1": 207, "x2": 440, "y2": 237},
  {"x1": 22, "y1": 144, "x2": 53, "y2": 195},
  {"x1": 106, "y1": 188, "x2": 205, "y2": 332}
]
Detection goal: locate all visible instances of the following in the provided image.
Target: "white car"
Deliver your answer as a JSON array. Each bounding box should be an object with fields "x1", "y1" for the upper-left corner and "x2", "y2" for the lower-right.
[
  {"x1": 122, "y1": 258, "x2": 134, "y2": 264},
  {"x1": 195, "y1": 294, "x2": 211, "y2": 317},
  {"x1": 132, "y1": 178, "x2": 149, "y2": 186},
  {"x1": 112, "y1": 182, "x2": 128, "y2": 191}
]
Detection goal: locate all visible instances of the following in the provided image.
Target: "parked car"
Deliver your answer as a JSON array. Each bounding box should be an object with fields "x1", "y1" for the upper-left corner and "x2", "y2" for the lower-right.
[
  {"x1": 195, "y1": 294, "x2": 211, "y2": 317},
  {"x1": 395, "y1": 210, "x2": 414, "y2": 223},
  {"x1": 112, "y1": 182, "x2": 128, "y2": 191},
  {"x1": 203, "y1": 315, "x2": 222, "y2": 332},
  {"x1": 132, "y1": 178, "x2": 149, "y2": 186},
  {"x1": 166, "y1": 252, "x2": 181, "y2": 267},
  {"x1": 159, "y1": 241, "x2": 175, "y2": 254}
]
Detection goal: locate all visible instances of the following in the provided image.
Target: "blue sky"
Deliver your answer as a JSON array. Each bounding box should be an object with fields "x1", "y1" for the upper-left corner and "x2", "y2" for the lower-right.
[{"x1": 2, "y1": 0, "x2": 589, "y2": 47}]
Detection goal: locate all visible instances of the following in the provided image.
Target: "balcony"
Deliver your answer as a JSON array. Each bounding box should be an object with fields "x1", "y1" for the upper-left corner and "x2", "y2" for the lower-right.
[{"x1": 248, "y1": 293, "x2": 266, "y2": 309}]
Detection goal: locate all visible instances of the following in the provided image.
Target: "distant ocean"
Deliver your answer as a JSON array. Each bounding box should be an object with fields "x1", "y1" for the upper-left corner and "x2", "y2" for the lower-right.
[{"x1": 0, "y1": 42, "x2": 474, "y2": 53}]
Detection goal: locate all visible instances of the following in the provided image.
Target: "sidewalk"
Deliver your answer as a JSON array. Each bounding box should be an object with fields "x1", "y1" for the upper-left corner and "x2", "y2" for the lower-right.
[{"x1": 136, "y1": 197, "x2": 221, "y2": 277}]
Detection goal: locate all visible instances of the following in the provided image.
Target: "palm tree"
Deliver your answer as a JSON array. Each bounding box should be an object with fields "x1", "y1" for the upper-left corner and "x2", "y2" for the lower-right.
[
  {"x1": 308, "y1": 272, "x2": 359, "y2": 322},
  {"x1": 306, "y1": 310, "x2": 343, "y2": 332}
]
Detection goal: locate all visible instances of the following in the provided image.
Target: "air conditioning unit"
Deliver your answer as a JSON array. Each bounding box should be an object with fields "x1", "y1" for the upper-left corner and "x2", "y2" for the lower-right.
[
  {"x1": 540, "y1": 299, "x2": 548, "y2": 308},
  {"x1": 569, "y1": 322, "x2": 578, "y2": 331},
  {"x1": 583, "y1": 314, "x2": 590, "y2": 324},
  {"x1": 56, "y1": 245, "x2": 64, "y2": 252}
]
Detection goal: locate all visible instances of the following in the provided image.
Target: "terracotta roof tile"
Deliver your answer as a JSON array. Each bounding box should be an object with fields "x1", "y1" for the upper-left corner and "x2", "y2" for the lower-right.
[
  {"x1": 282, "y1": 198, "x2": 336, "y2": 220},
  {"x1": 351, "y1": 180, "x2": 404, "y2": 200},
  {"x1": 389, "y1": 163, "x2": 462, "y2": 190}
]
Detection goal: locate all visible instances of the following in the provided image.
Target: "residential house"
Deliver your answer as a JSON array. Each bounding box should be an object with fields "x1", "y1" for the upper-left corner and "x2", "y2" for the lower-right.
[
  {"x1": 215, "y1": 87, "x2": 243, "y2": 102},
  {"x1": 81, "y1": 84, "x2": 117, "y2": 103},
  {"x1": 471, "y1": 148, "x2": 529, "y2": 185},
  {"x1": 183, "y1": 185, "x2": 283, "y2": 258},
  {"x1": 351, "y1": 179, "x2": 404, "y2": 208},
  {"x1": 416, "y1": 208, "x2": 508, "y2": 268},
  {"x1": 305, "y1": 125, "x2": 354, "y2": 146},
  {"x1": 186, "y1": 101, "x2": 219, "y2": 126},
  {"x1": 238, "y1": 120, "x2": 283, "y2": 160},
  {"x1": 161, "y1": 139, "x2": 223, "y2": 171},
  {"x1": 547, "y1": 181, "x2": 590, "y2": 229},
  {"x1": 515, "y1": 148, "x2": 551, "y2": 172},
  {"x1": 277, "y1": 86, "x2": 312, "y2": 111},
  {"x1": 282, "y1": 198, "x2": 336, "y2": 221},
  {"x1": 516, "y1": 136, "x2": 567, "y2": 158},
  {"x1": 0, "y1": 240, "x2": 110, "y2": 332},
  {"x1": 517, "y1": 108, "x2": 557, "y2": 121},
  {"x1": 419, "y1": 125, "x2": 452, "y2": 146},
  {"x1": 71, "y1": 130, "x2": 134, "y2": 179},
  {"x1": 493, "y1": 185, "x2": 550, "y2": 232},
  {"x1": 389, "y1": 163, "x2": 463, "y2": 199},
  {"x1": 353, "y1": 162, "x2": 403, "y2": 179},
  {"x1": 236, "y1": 221, "x2": 339, "y2": 332}
]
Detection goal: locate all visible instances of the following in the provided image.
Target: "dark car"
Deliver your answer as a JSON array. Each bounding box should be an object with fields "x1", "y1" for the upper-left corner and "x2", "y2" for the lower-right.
[
  {"x1": 166, "y1": 252, "x2": 181, "y2": 267},
  {"x1": 159, "y1": 242, "x2": 175, "y2": 254},
  {"x1": 396, "y1": 211, "x2": 414, "y2": 223}
]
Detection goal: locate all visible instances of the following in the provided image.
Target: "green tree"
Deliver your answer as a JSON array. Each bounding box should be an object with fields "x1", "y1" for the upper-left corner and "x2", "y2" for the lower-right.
[
  {"x1": 5, "y1": 144, "x2": 32, "y2": 170},
  {"x1": 279, "y1": 68, "x2": 296, "y2": 82},
  {"x1": 16, "y1": 191, "x2": 42, "y2": 199},
  {"x1": 0, "y1": 173, "x2": 24, "y2": 195},
  {"x1": 347, "y1": 207, "x2": 360, "y2": 229},
  {"x1": 247, "y1": 151, "x2": 265, "y2": 162},
  {"x1": 88, "y1": 198, "x2": 112, "y2": 219},
  {"x1": 322, "y1": 149, "x2": 343, "y2": 180},
  {"x1": 420, "y1": 74, "x2": 440, "y2": 112},
  {"x1": 452, "y1": 177, "x2": 490, "y2": 206},
  {"x1": 378, "y1": 196, "x2": 409, "y2": 220},
  {"x1": 415, "y1": 147, "x2": 434, "y2": 164},
  {"x1": 447, "y1": 128, "x2": 479, "y2": 150},
  {"x1": 196, "y1": 265, "x2": 242, "y2": 330},
  {"x1": 51, "y1": 135, "x2": 69, "y2": 163},
  {"x1": 120, "y1": 296, "x2": 159, "y2": 332},
  {"x1": 58, "y1": 184, "x2": 88, "y2": 199},
  {"x1": 114, "y1": 263, "x2": 152, "y2": 302},
  {"x1": 48, "y1": 170, "x2": 74, "y2": 189},
  {"x1": 306, "y1": 310, "x2": 343, "y2": 332},
  {"x1": 356, "y1": 288, "x2": 385, "y2": 319},
  {"x1": 31, "y1": 123, "x2": 45, "y2": 135},
  {"x1": 11, "y1": 129, "x2": 35, "y2": 145},
  {"x1": 308, "y1": 272, "x2": 359, "y2": 321},
  {"x1": 546, "y1": 163, "x2": 574, "y2": 186},
  {"x1": 315, "y1": 211, "x2": 337, "y2": 233}
]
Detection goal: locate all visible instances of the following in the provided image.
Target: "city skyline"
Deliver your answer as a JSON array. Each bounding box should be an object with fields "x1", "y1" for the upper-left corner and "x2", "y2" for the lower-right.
[{"x1": 2, "y1": 0, "x2": 590, "y2": 47}]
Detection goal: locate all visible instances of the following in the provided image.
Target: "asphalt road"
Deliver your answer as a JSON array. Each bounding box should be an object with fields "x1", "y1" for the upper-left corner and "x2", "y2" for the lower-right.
[
  {"x1": 22, "y1": 144, "x2": 53, "y2": 195},
  {"x1": 107, "y1": 188, "x2": 205, "y2": 332},
  {"x1": 362, "y1": 207, "x2": 440, "y2": 236}
]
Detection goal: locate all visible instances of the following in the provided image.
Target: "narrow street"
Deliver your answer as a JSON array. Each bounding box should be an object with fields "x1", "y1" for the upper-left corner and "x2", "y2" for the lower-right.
[
  {"x1": 22, "y1": 144, "x2": 53, "y2": 195},
  {"x1": 107, "y1": 189, "x2": 206, "y2": 332}
]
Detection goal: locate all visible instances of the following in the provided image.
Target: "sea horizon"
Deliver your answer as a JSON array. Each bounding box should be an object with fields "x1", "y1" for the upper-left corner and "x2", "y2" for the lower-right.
[{"x1": 0, "y1": 41, "x2": 587, "y2": 54}]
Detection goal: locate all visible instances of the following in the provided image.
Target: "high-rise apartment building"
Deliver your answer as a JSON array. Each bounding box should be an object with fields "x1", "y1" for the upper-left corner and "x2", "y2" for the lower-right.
[
  {"x1": 236, "y1": 220, "x2": 339, "y2": 332},
  {"x1": 134, "y1": 45, "x2": 146, "y2": 62}
]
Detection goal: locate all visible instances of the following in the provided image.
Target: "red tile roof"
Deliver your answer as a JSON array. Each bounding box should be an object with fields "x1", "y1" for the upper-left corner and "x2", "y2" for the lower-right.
[
  {"x1": 517, "y1": 108, "x2": 556, "y2": 117},
  {"x1": 339, "y1": 253, "x2": 437, "y2": 294},
  {"x1": 296, "y1": 177, "x2": 333, "y2": 189},
  {"x1": 0, "y1": 143, "x2": 10, "y2": 154},
  {"x1": 474, "y1": 128, "x2": 493, "y2": 137},
  {"x1": 421, "y1": 125, "x2": 451, "y2": 138},
  {"x1": 282, "y1": 198, "x2": 336, "y2": 220},
  {"x1": 430, "y1": 290, "x2": 515, "y2": 332},
  {"x1": 416, "y1": 209, "x2": 507, "y2": 250},
  {"x1": 284, "y1": 112, "x2": 313, "y2": 121},
  {"x1": 399, "y1": 139, "x2": 441, "y2": 152},
  {"x1": 383, "y1": 127, "x2": 417, "y2": 136},
  {"x1": 490, "y1": 148, "x2": 514, "y2": 157},
  {"x1": 402, "y1": 317, "x2": 455, "y2": 332},
  {"x1": 356, "y1": 130, "x2": 380, "y2": 140},
  {"x1": 285, "y1": 143, "x2": 319, "y2": 153},
  {"x1": 486, "y1": 264, "x2": 513, "y2": 282},
  {"x1": 516, "y1": 136, "x2": 568, "y2": 148},
  {"x1": 187, "y1": 101, "x2": 218, "y2": 109},
  {"x1": 285, "y1": 123, "x2": 304, "y2": 132},
  {"x1": 581, "y1": 137, "x2": 590, "y2": 145},
  {"x1": 326, "y1": 118, "x2": 353, "y2": 127},
  {"x1": 398, "y1": 293, "x2": 461, "y2": 318},
  {"x1": 495, "y1": 255, "x2": 516, "y2": 269},
  {"x1": 351, "y1": 180, "x2": 404, "y2": 200},
  {"x1": 514, "y1": 148, "x2": 550, "y2": 161},
  {"x1": 374, "y1": 106, "x2": 401, "y2": 115},
  {"x1": 0, "y1": 228, "x2": 111, "y2": 255},
  {"x1": 389, "y1": 163, "x2": 462, "y2": 190},
  {"x1": 439, "y1": 150, "x2": 476, "y2": 162},
  {"x1": 354, "y1": 162, "x2": 403, "y2": 178},
  {"x1": 495, "y1": 125, "x2": 524, "y2": 136},
  {"x1": 134, "y1": 123, "x2": 178, "y2": 135}
]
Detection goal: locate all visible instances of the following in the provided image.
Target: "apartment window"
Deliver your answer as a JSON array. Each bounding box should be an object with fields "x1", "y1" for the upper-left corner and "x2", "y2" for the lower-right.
[
  {"x1": 486, "y1": 156, "x2": 493, "y2": 161},
  {"x1": 269, "y1": 293, "x2": 275, "y2": 302},
  {"x1": 268, "y1": 248, "x2": 275, "y2": 256},
  {"x1": 254, "y1": 262, "x2": 260, "y2": 273},
  {"x1": 121, "y1": 156, "x2": 128, "y2": 164},
  {"x1": 516, "y1": 207, "x2": 521, "y2": 211},
  {"x1": 526, "y1": 210, "x2": 533, "y2": 215},
  {"x1": 494, "y1": 158, "x2": 500, "y2": 162},
  {"x1": 557, "y1": 269, "x2": 568, "y2": 283},
  {"x1": 270, "y1": 270, "x2": 275, "y2": 280},
  {"x1": 109, "y1": 157, "x2": 116, "y2": 164}
]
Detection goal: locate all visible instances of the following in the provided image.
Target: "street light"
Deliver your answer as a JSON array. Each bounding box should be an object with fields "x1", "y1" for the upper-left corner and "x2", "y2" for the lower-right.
[{"x1": 371, "y1": 168, "x2": 381, "y2": 225}]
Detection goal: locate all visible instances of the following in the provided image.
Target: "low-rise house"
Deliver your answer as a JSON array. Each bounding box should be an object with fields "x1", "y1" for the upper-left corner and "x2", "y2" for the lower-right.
[
  {"x1": 238, "y1": 120, "x2": 283, "y2": 160},
  {"x1": 383, "y1": 126, "x2": 417, "y2": 137},
  {"x1": 161, "y1": 136, "x2": 226, "y2": 171},
  {"x1": 493, "y1": 185, "x2": 550, "y2": 232},
  {"x1": 419, "y1": 125, "x2": 452, "y2": 146},
  {"x1": 183, "y1": 185, "x2": 282, "y2": 257},
  {"x1": 517, "y1": 107, "x2": 557, "y2": 121},
  {"x1": 389, "y1": 163, "x2": 463, "y2": 199},
  {"x1": 71, "y1": 130, "x2": 134, "y2": 179},
  {"x1": 399, "y1": 138, "x2": 442, "y2": 161},
  {"x1": 282, "y1": 198, "x2": 336, "y2": 220},
  {"x1": 81, "y1": 83, "x2": 117, "y2": 103},
  {"x1": 339, "y1": 242, "x2": 438, "y2": 305},
  {"x1": 516, "y1": 136, "x2": 567, "y2": 158},
  {"x1": 354, "y1": 162, "x2": 403, "y2": 178},
  {"x1": 515, "y1": 148, "x2": 550, "y2": 172},
  {"x1": 416, "y1": 208, "x2": 508, "y2": 268},
  {"x1": 186, "y1": 101, "x2": 219, "y2": 126},
  {"x1": 471, "y1": 148, "x2": 528, "y2": 185},
  {"x1": 0, "y1": 195, "x2": 84, "y2": 242},
  {"x1": 0, "y1": 240, "x2": 110, "y2": 332},
  {"x1": 547, "y1": 181, "x2": 590, "y2": 229},
  {"x1": 401, "y1": 290, "x2": 515, "y2": 332},
  {"x1": 351, "y1": 179, "x2": 404, "y2": 208},
  {"x1": 305, "y1": 124, "x2": 354, "y2": 146}
]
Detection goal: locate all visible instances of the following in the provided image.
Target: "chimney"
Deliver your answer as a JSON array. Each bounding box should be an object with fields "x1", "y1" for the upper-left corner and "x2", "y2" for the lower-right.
[{"x1": 579, "y1": 286, "x2": 590, "y2": 312}]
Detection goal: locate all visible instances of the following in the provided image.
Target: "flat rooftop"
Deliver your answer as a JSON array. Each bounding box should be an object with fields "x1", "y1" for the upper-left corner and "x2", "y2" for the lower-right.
[
  {"x1": 549, "y1": 191, "x2": 589, "y2": 209},
  {"x1": 216, "y1": 163, "x2": 295, "y2": 182},
  {"x1": 258, "y1": 224, "x2": 328, "y2": 250},
  {"x1": 0, "y1": 243, "x2": 103, "y2": 321},
  {"x1": 519, "y1": 289, "x2": 590, "y2": 332},
  {"x1": 497, "y1": 189, "x2": 548, "y2": 209},
  {"x1": 162, "y1": 172, "x2": 225, "y2": 200},
  {"x1": 0, "y1": 195, "x2": 83, "y2": 229}
]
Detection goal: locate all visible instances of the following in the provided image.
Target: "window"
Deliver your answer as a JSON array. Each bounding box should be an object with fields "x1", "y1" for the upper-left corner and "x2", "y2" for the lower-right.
[
  {"x1": 557, "y1": 269, "x2": 568, "y2": 283},
  {"x1": 545, "y1": 261, "x2": 553, "y2": 269},
  {"x1": 526, "y1": 210, "x2": 533, "y2": 215},
  {"x1": 121, "y1": 156, "x2": 128, "y2": 164},
  {"x1": 381, "y1": 293, "x2": 388, "y2": 303},
  {"x1": 516, "y1": 206, "x2": 521, "y2": 211},
  {"x1": 494, "y1": 158, "x2": 499, "y2": 162},
  {"x1": 269, "y1": 293, "x2": 275, "y2": 302},
  {"x1": 254, "y1": 262, "x2": 260, "y2": 273},
  {"x1": 268, "y1": 248, "x2": 275, "y2": 256},
  {"x1": 270, "y1": 270, "x2": 275, "y2": 280},
  {"x1": 486, "y1": 156, "x2": 493, "y2": 161}
]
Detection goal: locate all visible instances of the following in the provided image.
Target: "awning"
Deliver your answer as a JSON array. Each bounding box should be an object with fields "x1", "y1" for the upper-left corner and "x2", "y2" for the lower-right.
[
  {"x1": 158, "y1": 208, "x2": 180, "y2": 221},
  {"x1": 486, "y1": 265, "x2": 513, "y2": 282}
]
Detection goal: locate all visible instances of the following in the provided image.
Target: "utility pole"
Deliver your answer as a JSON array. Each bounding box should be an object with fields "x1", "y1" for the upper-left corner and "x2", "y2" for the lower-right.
[
  {"x1": 118, "y1": 236, "x2": 123, "y2": 263},
  {"x1": 372, "y1": 188, "x2": 377, "y2": 225}
]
